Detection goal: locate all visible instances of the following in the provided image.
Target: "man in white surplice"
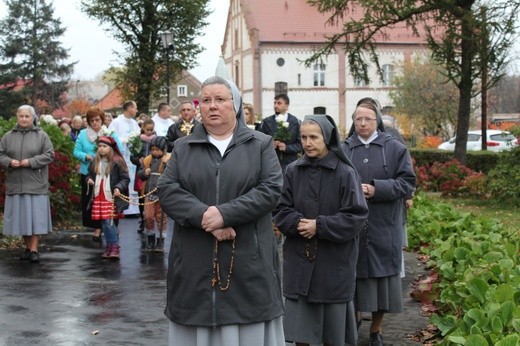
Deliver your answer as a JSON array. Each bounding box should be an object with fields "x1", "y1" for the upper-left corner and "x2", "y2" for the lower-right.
[
  {"x1": 109, "y1": 100, "x2": 141, "y2": 215},
  {"x1": 151, "y1": 102, "x2": 174, "y2": 136}
]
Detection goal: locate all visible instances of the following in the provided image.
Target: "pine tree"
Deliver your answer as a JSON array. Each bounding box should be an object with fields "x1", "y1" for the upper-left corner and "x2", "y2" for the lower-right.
[{"x1": 0, "y1": 0, "x2": 75, "y2": 116}]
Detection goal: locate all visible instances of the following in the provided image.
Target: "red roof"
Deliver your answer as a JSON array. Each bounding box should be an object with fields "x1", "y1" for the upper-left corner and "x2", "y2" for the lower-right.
[
  {"x1": 0, "y1": 79, "x2": 31, "y2": 91},
  {"x1": 93, "y1": 87, "x2": 123, "y2": 111},
  {"x1": 239, "y1": 0, "x2": 428, "y2": 44}
]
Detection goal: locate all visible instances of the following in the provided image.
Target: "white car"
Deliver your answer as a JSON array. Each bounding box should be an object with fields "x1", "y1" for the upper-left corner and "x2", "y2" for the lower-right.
[{"x1": 438, "y1": 130, "x2": 518, "y2": 152}]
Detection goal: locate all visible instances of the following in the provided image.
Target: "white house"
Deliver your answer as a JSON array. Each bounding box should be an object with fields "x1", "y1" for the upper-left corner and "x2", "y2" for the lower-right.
[{"x1": 221, "y1": 0, "x2": 430, "y2": 135}]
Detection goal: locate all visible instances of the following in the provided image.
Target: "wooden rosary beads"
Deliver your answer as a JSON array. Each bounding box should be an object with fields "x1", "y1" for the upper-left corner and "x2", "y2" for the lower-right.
[{"x1": 211, "y1": 238, "x2": 236, "y2": 291}]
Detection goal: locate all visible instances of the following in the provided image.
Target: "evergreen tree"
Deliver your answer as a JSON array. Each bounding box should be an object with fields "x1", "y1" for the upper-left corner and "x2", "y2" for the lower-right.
[
  {"x1": 81, "y1": 0, "x2": 211, "y2": 114},
  {"x1": 0, "y1": 0, "x2": 75, "y2": 116}
]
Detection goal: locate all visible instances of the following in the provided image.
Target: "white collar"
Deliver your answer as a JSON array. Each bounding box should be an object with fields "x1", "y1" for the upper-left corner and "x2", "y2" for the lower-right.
[{"x1": 359, "y1": 130, "x2": 379, "y2": 144}]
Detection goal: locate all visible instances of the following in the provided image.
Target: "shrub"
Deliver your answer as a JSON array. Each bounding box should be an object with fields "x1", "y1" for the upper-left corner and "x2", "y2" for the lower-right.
[
  {"x1": 410, "y1": 148, "x2": 500, "y2": 174},
  {"x1": 417, "y1": 135, "x2": 443, "y2": 149},
  {"x1": 486, "y1": 146, "x2": 520, "y2": 206},
  {"x1": 416, "y1": 159, "x2": 485, "y2": 197},
  {"x1": 0, "y1": 118, "x2": 81, "y2": 226}
]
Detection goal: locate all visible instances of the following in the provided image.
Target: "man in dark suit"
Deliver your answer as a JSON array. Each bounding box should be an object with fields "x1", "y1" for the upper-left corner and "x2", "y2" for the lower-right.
[
  {"x1": 165, "y1": 100, "x2": 201, "y2": 151},
  {"x1": 258, "y1": 94, "x2": 302, "y2": 170}
]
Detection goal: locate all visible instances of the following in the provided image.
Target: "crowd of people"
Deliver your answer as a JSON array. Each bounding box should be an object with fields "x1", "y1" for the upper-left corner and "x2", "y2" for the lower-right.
[{"x1": 0, "y1": 77, "x2": 416, "y2": 346}]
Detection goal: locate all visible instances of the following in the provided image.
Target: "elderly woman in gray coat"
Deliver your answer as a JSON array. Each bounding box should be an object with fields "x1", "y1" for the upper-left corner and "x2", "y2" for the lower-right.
[
  {"x1": 157, "y1": 76, "x2": 285, "y2": 346},
  {"x1": 342, "y1": 98, "x2": 416, "y2": 346},
  {"x1": 274, "y1": 115, "x2": 369, "y2": 346},
  {"x1": 0, "y1": 105, "x2": 54, "y2": 263}
]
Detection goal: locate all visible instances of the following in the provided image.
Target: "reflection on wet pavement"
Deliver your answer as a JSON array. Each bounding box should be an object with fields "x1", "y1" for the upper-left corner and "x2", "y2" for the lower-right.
[
  {"x1": 0, "y1": 217, "x2": 170, "y2": 345},
  {"x1": 0, "y1": 217, "x2": 428, "y2": 346}
]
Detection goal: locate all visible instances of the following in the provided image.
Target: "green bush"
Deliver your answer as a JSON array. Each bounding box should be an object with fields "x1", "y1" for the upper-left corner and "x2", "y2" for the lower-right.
[
  {"x1": 408, "y1": 193, "x2": 520, "y2": 345},
  {"x1": 486, "y1": 146, "x2": 520, "y2": 207},
  {"x1": 0, "y1": 118, "x2": 81, "y2": 225}
]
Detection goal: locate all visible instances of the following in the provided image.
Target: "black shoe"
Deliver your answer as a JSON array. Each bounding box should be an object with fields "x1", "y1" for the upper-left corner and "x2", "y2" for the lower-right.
[
  {"x1": 19, "y1": 249, "x2": 31, "y2": 260},
  {"x1": 154, "y1": 238, "x2": 164, "y2": 252},
  {"x1": 146, "y1": 235, "x2": 156, "y2": 251},
  {"x1": 369, "y1": 332, "x2": 383, "y2": 346},
  {"x1": 29, "y1": 251, "x2": 40, "y2": 263},
  {"x1": 137, "y1": 219, "x2": 145, "y2": 234},
  {"x1": 140, "y1": 233, "x2": 147, "y2": 251}
]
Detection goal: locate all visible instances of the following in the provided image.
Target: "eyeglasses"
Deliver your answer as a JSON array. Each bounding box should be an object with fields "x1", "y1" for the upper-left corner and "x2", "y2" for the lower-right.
[
  {"x1": 200, "y1": 97, "x2": 232, "y2": 106},
  {"x1": 354, "y1": 117, "x2": 377, "y2": 124}
]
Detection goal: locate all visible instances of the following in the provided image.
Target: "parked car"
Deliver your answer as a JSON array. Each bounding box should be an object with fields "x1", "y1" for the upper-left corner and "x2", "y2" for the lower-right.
[{"x1": 437, "y1": 130, "x2": 518, "y2": 152}]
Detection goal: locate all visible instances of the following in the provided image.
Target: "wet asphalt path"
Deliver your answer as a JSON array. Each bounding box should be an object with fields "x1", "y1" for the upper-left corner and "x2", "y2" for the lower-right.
[
  {"x1": 0, "y1": 217, "x2": 428, "y2": 346},
  {"x1": 0, "y1": 217, "x2": 171, "y2": 346}
]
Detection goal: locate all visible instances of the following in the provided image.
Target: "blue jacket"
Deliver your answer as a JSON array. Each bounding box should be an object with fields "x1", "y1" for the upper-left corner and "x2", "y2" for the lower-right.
[{"x1": 73, "y1": 128, "x2": 122, "y2": 175}]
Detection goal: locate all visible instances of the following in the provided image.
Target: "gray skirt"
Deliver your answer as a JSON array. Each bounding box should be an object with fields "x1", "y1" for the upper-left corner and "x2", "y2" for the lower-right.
[
  {"x1": 356, "y1": 274, "x2": 403, "y2": 313},
  {"x1": 2, "y1": 194, "x2": 52, "y2": 236},
  {"x1": 168, "y1": 316, "x2": 285, "y2": 346},
  {"x1": 284, "y1": 296, "x2": 358, "y2": 346}
]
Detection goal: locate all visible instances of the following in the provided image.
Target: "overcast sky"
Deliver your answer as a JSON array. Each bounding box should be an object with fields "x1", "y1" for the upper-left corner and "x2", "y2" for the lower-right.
[{"x1": 0, "y1": 0, "x2": 228, "y2": 82}]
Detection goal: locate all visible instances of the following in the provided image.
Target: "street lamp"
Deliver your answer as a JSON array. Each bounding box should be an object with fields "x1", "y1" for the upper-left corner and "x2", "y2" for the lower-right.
[{"x1": 160, "y1": 30, "x2": 174, "y2": 105}]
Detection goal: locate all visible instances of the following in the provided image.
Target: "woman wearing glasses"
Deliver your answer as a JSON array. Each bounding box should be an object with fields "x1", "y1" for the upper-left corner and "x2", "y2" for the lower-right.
[
  {"x1": 342, "y1": 98, "x2": 416, "y2": 346},
  {"x1": 158, "y1": 76, "x2": 285, "y2": 346}
]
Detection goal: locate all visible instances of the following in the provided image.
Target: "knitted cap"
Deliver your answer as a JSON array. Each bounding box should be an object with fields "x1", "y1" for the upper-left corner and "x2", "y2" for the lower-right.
[{"x1": 150, "y1": 136, "x2": 168, "y2": 151}]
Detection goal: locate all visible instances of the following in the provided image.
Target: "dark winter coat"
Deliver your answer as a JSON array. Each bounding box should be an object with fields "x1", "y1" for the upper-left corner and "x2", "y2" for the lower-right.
[
  {"x1": 165, "y1": 119, "x2": 201, "y2": 151},
  {"x1": 86, "y1": 160, "x2": 130, "y2": 214},
  {"x1": 258, "y1": 113, "x2": 302, "y2": 169},
  {"x1": 0, "y1": 125, "x2": 54, "y2": 195},
  {"x1": 342, "y1": 132, "x2": 416, "y2": 278},
  {"x1": 157, "y1": 120, "x2": 284, "y2": 327},
  {"x1": 274, "y1": 151, "x2": 369, "y2": 303}
]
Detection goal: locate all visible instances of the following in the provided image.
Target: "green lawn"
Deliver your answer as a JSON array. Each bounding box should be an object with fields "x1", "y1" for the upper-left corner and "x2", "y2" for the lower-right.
[{"x1": 428, "y1": 193, "x2": 520, "y2": 234}]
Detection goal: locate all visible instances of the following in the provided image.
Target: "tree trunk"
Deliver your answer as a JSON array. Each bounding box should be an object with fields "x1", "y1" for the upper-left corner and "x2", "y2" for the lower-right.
[{"x1": 454, "y1": 10, "x2": 476, "y2": 165}]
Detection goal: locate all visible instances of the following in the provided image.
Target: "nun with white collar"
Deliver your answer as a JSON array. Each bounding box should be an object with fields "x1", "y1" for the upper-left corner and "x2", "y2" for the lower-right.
[
  {"x1": 274, "y1": 115, "x2": 369, "y2": 346},
  {"x1": 341, "y1": 98, "x2": 416, "y2": 346},
  {"x1": 158, "y1": 76, "x2": 285, "y2": 346}
]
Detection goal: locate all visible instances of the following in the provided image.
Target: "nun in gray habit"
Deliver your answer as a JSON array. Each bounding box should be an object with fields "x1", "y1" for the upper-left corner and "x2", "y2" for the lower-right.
[
  {"x1": 0, "y1": 105, "x2": 54, "y2": 263},
  {"x1": 158, "y1": 76, "x2": 285, "y2": 346},
  {"x1": 274, "y1": 115, "x2": 369, "y2": 346},
  {"x1": 342, "y1": 98, "x2": 416, "y2": 346}
]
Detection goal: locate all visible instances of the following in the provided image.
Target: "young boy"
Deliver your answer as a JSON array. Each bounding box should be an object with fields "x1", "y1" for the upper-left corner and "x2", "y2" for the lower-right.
[{"x1": 137, "y1": 136, "x2": 170, "y2": 252}]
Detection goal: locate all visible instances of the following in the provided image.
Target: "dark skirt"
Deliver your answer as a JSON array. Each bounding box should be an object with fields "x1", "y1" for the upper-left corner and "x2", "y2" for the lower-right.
[
  {"x1": 283, "y1": 296, "x2": 358, "y2": 346},
  {"x1": 80, "y1": 174, "x2": 101, "y2": 229},
  {"x1": 356, "y1": 274, "x2": 403, "y2": 313}
]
